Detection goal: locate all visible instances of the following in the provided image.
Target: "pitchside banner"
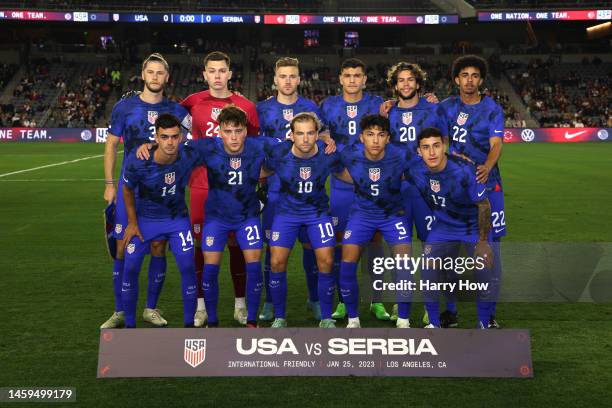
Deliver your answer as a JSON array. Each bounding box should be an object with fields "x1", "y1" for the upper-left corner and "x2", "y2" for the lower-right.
[
  {"x1": 97, "y1": 328, "x2": 533, "y2": 378},
  {"x1": 0, "y1": 128, "x2": 610, "y2": 143}
]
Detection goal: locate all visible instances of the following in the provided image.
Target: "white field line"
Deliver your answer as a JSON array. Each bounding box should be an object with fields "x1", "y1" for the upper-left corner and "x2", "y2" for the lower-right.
[{"x1": 0, "y1": 150, "x2": 123, "y2": 178}]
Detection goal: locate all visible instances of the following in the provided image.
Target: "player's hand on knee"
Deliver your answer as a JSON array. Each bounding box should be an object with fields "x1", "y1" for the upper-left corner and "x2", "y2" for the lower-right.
[
  {"x1": 124, "y1": 223, "x2": 144, "y2": 248},
  {"x1": 423, "y1": 93, "x2": 439, "y2": 104},
  {"x1": 136, "y1": 143, "x2": 154, "y2": 160},
  {"x1": 104, "y1": 184, "x2": 116, "y2": 204},
  {"x1": 475, "y1": 241, "x2": 494, "y2": 269},
  {"x1": 476, "y1": 164, "x2": 491, "y2": 184},
  {"x1": 379, "y1": 100, "x2": 395, "y2": 118}
]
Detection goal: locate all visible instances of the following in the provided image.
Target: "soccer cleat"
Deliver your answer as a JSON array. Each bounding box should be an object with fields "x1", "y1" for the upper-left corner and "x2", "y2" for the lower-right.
[
  {"x1": 271, "y1": 318, "x2": 287, "y2": 328},
  {"x1": 331, "y1": 302, "x2": 346, "y2": 319},
  {"x1": 424, "y1": 323, "x2": 439, "y2": 329},
  {"x1": 440, "y1": 310, "x2": 459, "y2": 328},
  {"x1": 396, "y1": 318, "x2": 410, "y2": 328},
  {"x1": 234, "y1": 307, "x2": 247, "y2": 325},
  {"x1": 258, "y1": 302, "x2": 274, "y2": 321},
  {"x1": 246, "y1": 321, "x2": 258, "y2": 328},
  {"x1": 390, "y1": 304, "x2": 398, "y2": 321},
  {"x1": 370, "y1": 303, "x2": 391, "y2": 321},
  {"x1": 100, "y1": 311, "x2": 125, "y2": 329},
  {"x1": 346, "y1": 317, "x2": 361, "y2": 328},
  {"x1": 319, "y1": 319, "x2": 336, "y2": 328},
  {"x1": 422, "y1": 308, "x2": 430, "y2": 325},
  {"x1": 488, "y1": 316, "x2": 501, "y2": 329},
  {"x1": 143, "y1": 308, "x2": 168, "y2": 327},
  {"x1": 306, "y1": 300, "x2": 321, "y2": 320},
  {"x1": 194, "y1": 310, "x2": 208, "y2": 327}
]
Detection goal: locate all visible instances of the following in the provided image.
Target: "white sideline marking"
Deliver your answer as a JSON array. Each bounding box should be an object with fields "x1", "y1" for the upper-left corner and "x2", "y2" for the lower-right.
[{"x1": 0, "y1": 151, "x2": 123, "y2": 178}]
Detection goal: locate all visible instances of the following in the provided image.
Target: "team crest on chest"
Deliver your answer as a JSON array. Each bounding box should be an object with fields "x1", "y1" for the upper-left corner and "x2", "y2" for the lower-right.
[
  {"x1": 147, "y1": 111, "x2": 158, "y2": 125},
  {"x1": 300, "y1": 167, "x2": 311, "y2": 180},
  {"x1": 457, "y1": 112, "x2": 469, "y2": 126},
  {"x1": 369, "y1": 168, "x2": 381, "y2": 182},
  {"x1": 402, "y1": 112, "x2": 413, "y2": 125},
  {"x1": 165, "y1": 172, "x2": 176, "y2": 185},
  {"x1": 206, "y1": 236, "x2": 214, "y2": 247},
  {"x1": 430, "y1": 179, "x2": 440, "y2": 193},
  {"x1": 230, "y1": 157, "x2": 241, "y2": 170},
  {"x1": 211, "y1": 107, "x2": 222, "y2": 121},
  {"x1": 283, "y1": 109, "x2": 294, "y2": 121},
  {"x1": 346, "y1": 105, "x2": 358, "y2": 119}
]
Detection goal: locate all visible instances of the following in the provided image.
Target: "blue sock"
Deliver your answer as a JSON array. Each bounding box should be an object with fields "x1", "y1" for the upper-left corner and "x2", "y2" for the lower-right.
[
  {"x1": 303, "y1": 248, "x2": 319, "y2": 302},
  {"x1": 318, "y1": 272, "x2": 335, "y2": 320},
  {"x1": 397, "y1": 302, "x2": 411, "y2": 319},
  {"x1": 264, "y1": 247, "x2": 272, "y2": 303},
  {"x1": 477, "y1": 301, "x2": 491, "y2": 328},
  {"x1": 246, "y1": 262, "x2": 263, "y2": 322},
  {"x1": 269, "y1": 271, "x2": 287, "y2": 319},
  {"x1": 425, "y1": 302, "x2": 440, "y2": 327},
  {"x1": 146, "y1": 255, "x2": 166, "y2": 309},
  {"x1": 112, "y1": 258, "x2": 125, "y2": 312},
  {"x1": 333, "y1": 246, "x2": 344, "y2": 303},
  {"x1": 339, "y1": 261, "x2": 359, "y2": 318},
  {"x1": 203, "y1": 264, "x2": 220, "y2": 324},
  {"x1": 122, "y1": 254, "x2": 145, "y2": 328},
  {"x1": 367, "y1": 242, "x2": 385, "y2": 303},
  {"x1": 175, "y1": 252, "x2": 197, "y2": 326}
]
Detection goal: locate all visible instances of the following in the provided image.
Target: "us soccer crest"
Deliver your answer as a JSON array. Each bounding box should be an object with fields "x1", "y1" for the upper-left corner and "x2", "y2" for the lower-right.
[
  {"x1": 346, "y1": 105, "x2": 358, "y2": 119},
  {"x1": 147, "y1": 111, "x2": 158, "y2": 125},
  {"x1": 272, "y1": 232, "x2": 280, "y2": 242},
  {"x1": 457, "y1": 112, "x2": 469, "y2": 126},
  {"x1": 369, "y1": 168, "x2": 381, "y2": 182},
  {"x1": 126, "y1": 243, "x2": 135, "y2": 254},
  {"x1": 283, "y1": 109, "x2": 294, "y2": 121},
  {"x1": 206, "y1": 236, "x2": 214, "y2": 247},
  {"x1": 211, "y1": 107, "x2": 222, "y2": 121},
  {"x1": 230, "y1": 157, "x2": 241, "y2": 170},
  {"x1": 165, "y1": 172, "x2": 175, "y2": 185},
  {"x1": 300, "y1": 167, "x2": 311, "y2": 180},
  {"x1": 115, "y1": 224, "x2": 123, "y2": 234},
  {"x1": 430, "y1": 179, "x2": 441, "y2": 193},
  {"x1": 402, "y1": 112, "x2": 413, "y2": 125},
  {"x1": 184, "y1": 339, "x2": 206, "y2": 368},
  {"x1": 344, "y1": 230, "x2": 352, "y2": 239}
]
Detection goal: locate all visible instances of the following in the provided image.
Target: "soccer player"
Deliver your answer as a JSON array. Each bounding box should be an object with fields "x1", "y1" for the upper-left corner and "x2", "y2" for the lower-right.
[
  {"x1": 407, "y1": 128, "x2": 494, "y2": 328},
  {"x1": 101, "y1": 53, "x2": 190, "y2": 329},
  {"x1": 336, "y1": 115, "x2": 414, "y2": 328},
  {"x1": 319, "y1": 58, "x2": 390, "y2": 321},
  {"x1": 256, "y1": 57, "x2": 323, "y2": 321},
  {"x1": 265, "y1": 113, "x2": 344, "y2": 328},
  {"x1": 121, "y1": 114, "x2": 199, "y2": 328},
  {"x1": 181, "y1": 51, "x2": 260, "y2": 326},
  {"x1": 438, "y1": 55, "x2": 504, "y2": 327}
]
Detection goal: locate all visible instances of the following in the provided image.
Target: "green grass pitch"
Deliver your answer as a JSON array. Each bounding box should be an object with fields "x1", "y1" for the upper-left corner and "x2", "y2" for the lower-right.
[{"x1": 0, "y1": 142, "x2": 611, "y2": 407}]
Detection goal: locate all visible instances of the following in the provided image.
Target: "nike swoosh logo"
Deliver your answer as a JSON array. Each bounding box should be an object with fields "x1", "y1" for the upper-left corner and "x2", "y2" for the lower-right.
[
  {"x1": 186, "y1": 290, "x2": 196, "y2": 295},
  {"x1": 249, "y1": 241, "x2": 260, "y2": 246},
  {"x1": 122, "y1": 175, "x2": 128, "y2": 183},
  {"x1": 398, "y1": 236, "x2": 409, "y2": 240},
  {"x1": 564, "y1": 130, "x2": 587, "y2": 139},
  {"x1": 183, "y1": 247, "x2": 193, "y2": 252},
  {"x1": 494, "y1": 228, "x2": 505, "y2": 233},
  {"x1": 478, "y1": 190, "x2": 485, "y2": 198},
  {"x1": 321, "y1": 238, "x2": 334, "y2": 244},
  {"x1": 494, "y1": 130, "x2": 502, "y2": 134},
  {"x1": 121, "y1": 289, "x2": 129, "y2": 292}
]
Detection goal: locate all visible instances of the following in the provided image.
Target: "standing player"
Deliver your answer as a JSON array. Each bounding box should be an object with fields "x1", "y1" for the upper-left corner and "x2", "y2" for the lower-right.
[
  {"x1": 181, "y1": 51, "x2": 260, "y2": 326},
  {"x1": 407, "y1": 128, "x2": 494, "y2": 328},
  {"x1": 266, "y1": 113, "x2": 345, "y2": 328},
  {"x1": 101, "y1": 53, "x2": 190, "y2": 329},
  {"x1": 256, "y1": 57, "x2": 323, "y2": 321},
  {"x1": 121, "y1": 114, "x2": 199, "y2": 328},
  {"x1": 335, "y1": 115, "x2": 414, "y2": 328},
  {"x1": 438, "y1": 55, "x2": 504, "y2": 327},
  {"x1": 319, "y1": 58, "x2": 390, "y2": 321}
]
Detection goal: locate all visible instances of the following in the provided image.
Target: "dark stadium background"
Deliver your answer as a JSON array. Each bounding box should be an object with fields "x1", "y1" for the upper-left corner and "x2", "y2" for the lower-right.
[{"x1": 0, "y1": 0, "x2": 610, "y2": 406}]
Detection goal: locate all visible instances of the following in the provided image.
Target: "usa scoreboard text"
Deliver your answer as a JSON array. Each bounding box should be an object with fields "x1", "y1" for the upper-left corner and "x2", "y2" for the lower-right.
[
  {"x1": 478, "y1": 9, "x2": 611, "y2": 22},
  {"x1": 98, "y1": 328, "x2": 533, "y2": 378},
  {"x1": 0, "y1": 10, "x2": 457, "y2": 25}
]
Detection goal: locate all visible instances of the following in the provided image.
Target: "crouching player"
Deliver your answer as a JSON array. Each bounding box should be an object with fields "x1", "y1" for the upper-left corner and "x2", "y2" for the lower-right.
[
  {"x1": 407, "y1": 128, "x2": 495, "y2": 328},
  {"x1": 265, "y1": 113, "x2": 344, "y2": 328},
  {"x1": 336, "y1": 115, "x2": 414, "y2": 329},
  {"x1": 121, "y1": 114, "x2": 199, "y2": 327}
]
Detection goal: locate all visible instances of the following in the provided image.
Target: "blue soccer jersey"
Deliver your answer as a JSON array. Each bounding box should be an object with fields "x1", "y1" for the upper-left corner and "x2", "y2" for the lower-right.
[
  {"x1": 389, "y1": 97, "x2": 445, "y2": 159},
  {"x1": 319, "y1": 92, "x2": 384, "y2": 147},
  {"x1": 108, "y1": 95, "x2": 191, "y2": 161},
  {"x1": 407, "y1": 156, "x2": 487, "y2": 241},
  {"x1": 437, "y1": 95, "x2": 504, "y2": 189},
  {"x1": 266, "y1": 141, "x2": 344, "y2": 216},
  {"x1": 340, "y1": 143, "x2": 410, "y2": 217},
  {"x1": 257, "y1": 95, "x2": 321, "y2": 192},
  {"x1": 122, "y1": 144, "x2": 203, "y2": 220}
]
